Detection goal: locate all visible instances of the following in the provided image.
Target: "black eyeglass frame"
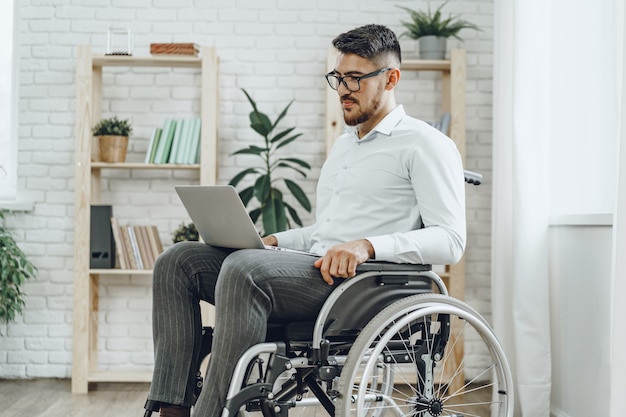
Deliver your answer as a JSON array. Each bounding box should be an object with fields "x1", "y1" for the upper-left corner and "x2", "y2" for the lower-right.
[{"x1": 325, "y1": 67, "x2": 392, "y2": 92}]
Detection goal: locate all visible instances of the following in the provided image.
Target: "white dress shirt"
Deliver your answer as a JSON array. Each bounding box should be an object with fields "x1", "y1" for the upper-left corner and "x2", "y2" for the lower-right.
[{"x1": 274, "y1": 105, "x2": 466, "y2": 265}]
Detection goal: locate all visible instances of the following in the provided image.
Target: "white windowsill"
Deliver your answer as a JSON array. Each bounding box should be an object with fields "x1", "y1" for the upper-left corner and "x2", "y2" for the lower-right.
[
  {"x1": 0, "y1": 198, "x2": 34, "y2": 212},
  {"x1": 549, "y1": 213, "x2": 613, "y2": 227}
]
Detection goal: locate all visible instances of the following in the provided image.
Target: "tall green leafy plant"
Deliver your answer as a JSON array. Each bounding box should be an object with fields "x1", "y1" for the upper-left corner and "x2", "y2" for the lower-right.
[
  {"x1": 0, "y1": 210, "x2": 37, "y2": 333},
  {"x1": 229, "y1": 89, "x2": 312, "y2": 236}
]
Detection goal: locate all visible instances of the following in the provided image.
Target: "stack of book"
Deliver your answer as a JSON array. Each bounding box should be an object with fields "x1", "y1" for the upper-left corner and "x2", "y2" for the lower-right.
[
  {"x1": 145, "y1": 118, "x2": 201, "y2": 164},
  {"x1": 150, "y1": 43, "x2": 200, "y2": 56},
  {"x1": 110, "y1": 219, "x2": 164, "y2": 270}
]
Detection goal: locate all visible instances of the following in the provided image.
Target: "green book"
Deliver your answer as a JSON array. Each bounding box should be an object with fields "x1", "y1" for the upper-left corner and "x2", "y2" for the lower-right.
[
  {"x1": 167, "y1": 119, "x2": 186, "y2": 164},
  {"x1": 154, "y1": 119, "x2": 176, "y2": 164},
  {"x1": 186, "y1": 118, "x2": 202, "y2": 164},
  {"x1": 145, "y1": 127, "x2": 162, "y2": 163},
  {"x1": 176, "y1": 119, "x2": 192, "y2": 164}
]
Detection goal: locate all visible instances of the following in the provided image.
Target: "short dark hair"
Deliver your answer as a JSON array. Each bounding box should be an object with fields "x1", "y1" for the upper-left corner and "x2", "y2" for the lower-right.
[{"x1": 332, "y1": 24, "x2": 402, "y2": 67}]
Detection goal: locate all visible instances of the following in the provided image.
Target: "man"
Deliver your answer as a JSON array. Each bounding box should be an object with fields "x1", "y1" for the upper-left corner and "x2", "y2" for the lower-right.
[{"x1": 147, "y1": 24, "x2": 465, "y2": 417}]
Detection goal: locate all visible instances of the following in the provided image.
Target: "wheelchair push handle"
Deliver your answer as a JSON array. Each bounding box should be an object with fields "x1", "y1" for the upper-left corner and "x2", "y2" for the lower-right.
[{"x1": 464, "y1": 169, "x2": 482, "y2": 186}]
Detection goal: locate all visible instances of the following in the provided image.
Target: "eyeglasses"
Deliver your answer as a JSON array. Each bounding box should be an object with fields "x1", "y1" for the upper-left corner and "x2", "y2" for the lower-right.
[{"x1": 325, "y1": 67, "x2": 391, "y2": 92}]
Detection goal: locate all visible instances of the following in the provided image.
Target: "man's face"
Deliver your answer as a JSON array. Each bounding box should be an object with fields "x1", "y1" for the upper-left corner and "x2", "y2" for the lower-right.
[{"x1": 332, "y1": 53, "x2": 388, "y2": 127}]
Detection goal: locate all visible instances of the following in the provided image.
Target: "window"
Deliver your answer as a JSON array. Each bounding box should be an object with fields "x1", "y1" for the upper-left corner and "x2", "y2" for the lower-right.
[{"x1": 0, "y1": 0, "x2": 18, "y2": 202}]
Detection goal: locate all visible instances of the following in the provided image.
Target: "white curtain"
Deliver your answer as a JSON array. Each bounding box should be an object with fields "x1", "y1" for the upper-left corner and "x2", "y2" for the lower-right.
[
  {"x1": 492, "y1": 1, "x2": 552, "y2": 416},
  {"x1": 493, "y1": 1, "x2": 625, "y2": 415}
]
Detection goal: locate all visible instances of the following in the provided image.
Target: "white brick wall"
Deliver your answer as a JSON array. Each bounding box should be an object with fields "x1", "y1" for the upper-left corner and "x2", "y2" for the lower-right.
[{"x1": 1, "y1": 0, "x2": 494, "y2": 378}]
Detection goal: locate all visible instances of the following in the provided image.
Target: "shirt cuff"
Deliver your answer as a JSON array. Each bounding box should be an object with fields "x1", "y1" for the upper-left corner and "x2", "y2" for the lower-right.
[{"x1": 364, "y1": 235, "x2": 395, "y2": 262}]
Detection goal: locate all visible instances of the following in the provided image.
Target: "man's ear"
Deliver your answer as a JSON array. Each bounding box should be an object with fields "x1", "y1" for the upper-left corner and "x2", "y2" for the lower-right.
[{"x1": 386, "y1": 68, "x2": 401, "y2": 90}]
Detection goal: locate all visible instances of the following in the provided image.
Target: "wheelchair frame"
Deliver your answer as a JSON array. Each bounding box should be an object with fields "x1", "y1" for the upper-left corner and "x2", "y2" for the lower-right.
[{"x1": 214, "y1": 264, "x2": 514, "y2": 417}]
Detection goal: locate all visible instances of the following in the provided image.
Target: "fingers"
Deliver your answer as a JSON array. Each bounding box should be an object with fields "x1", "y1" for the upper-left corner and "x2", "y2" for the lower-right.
[{"x1": 314, "y1": 247, "x2": 361, "y2": 285}]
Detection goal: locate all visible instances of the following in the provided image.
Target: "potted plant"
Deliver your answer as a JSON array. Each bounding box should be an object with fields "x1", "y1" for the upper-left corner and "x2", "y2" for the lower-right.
[
  {"x1": 229, "y1": 89, "x2": 312, "y2": 236},
  {"x1": 397, "y1": 0, "x2": 480, "y2": 59},
  {"x1": 172, "y1": 222, "x2": 199, "y2": 243},
  {"x1": 92, "y1": 116, "x2": 133, "y2": 163},
  {"x1": 0, "y1": 210, "x2": 37, "y2": 334}
]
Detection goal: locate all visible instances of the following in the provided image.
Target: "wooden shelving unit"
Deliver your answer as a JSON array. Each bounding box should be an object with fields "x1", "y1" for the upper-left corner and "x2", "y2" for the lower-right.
[
  {"x1": 325, "y1": 48, "x2": 467, "y2": 391},
  {"x1": 71, "y1": 45, "x2": 219, "y2": 393}
]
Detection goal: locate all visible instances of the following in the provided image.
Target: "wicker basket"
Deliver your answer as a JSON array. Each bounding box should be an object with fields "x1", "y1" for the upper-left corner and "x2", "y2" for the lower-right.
[{"x1": 98, "y1": 135, "x2": 128, "y2": 163}]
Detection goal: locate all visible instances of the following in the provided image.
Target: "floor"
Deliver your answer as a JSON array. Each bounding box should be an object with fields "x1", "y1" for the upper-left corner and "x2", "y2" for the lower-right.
[
  {"x1": 0, "y1": 379, "x2": 149, "y2": 417},
  {"x1": 0, "y1": 378, "x2": 490, "y2": 416}
]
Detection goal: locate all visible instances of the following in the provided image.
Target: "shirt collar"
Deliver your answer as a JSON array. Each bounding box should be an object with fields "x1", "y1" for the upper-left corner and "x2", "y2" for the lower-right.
[{"x1": 346, "y1": 105, "x2": 406, "y2": 142}]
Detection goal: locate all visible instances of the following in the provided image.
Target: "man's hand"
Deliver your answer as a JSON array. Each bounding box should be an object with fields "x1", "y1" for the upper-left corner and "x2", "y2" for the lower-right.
[
  {"x1": 314, "y1": 239, "x2": 375, "y2": 285},
  {"x1": 262, "y1": 235, "x2": 278, "y2": 246}
]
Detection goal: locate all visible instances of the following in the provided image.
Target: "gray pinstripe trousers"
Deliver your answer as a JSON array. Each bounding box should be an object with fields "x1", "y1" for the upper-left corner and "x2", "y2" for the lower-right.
[{"x1": 147, "y1": 241, "x2": 341, "y2": 417}]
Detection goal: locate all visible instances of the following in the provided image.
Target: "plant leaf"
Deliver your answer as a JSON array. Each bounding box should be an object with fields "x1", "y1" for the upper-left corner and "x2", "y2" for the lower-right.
[
  {"x1": 284, "y1": 202, "x2": 303, "y2": 227},
  {"x1": 249, "y1": 207, "x2": 262, "y2": 224},
  {"x1": 262, "y1": 195, "x2": 287, "y2": 235},
  {"x1": 279, "y1": 157, "x2": 312, "y2": 170},
  {"x1": 275, "y1": 163, "x2": 308, "y2": 178},
  {"x1": 229, "y1": 168, "x2": 260, "y2": 187},
  {"x1": 284, "y1": 179, "x2": 312, "y2": 212},
  {"x1": 231, "y1": 146, "x2": 267, "y2": 156},
  {"x1": 241, "y1": 89, "x2": 259, "y2": 113},
  {"x1": 238, "y1": 186, "x2": 255, "y2": 207},
  {"x1": 272, "y1": 100, "x2": 294, "y2": 130},
  {"x1": 254, "y1": 175, "x2": 271, "y2": 203},
  {"x1": 270, "y1": 127, "x2": 296, "y2": 143},
  {"x1": 275, "y1": 133, "x2": 302, "y2": 150}
]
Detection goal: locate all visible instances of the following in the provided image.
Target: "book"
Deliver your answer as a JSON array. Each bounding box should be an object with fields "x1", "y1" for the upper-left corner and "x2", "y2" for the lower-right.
[
  {"x1": 120, "y1": 226, "x2": 137, "y2": 270},
  {"x1": 186, "y1": 118, "x2": 202, "y2": 164},
  {"x1": 153, "y1": 119, "x2": 177, "y2": 163},
  {"x1": 110, "y1": 217, "x2": 129, "y2": 269},
  {"x1": 150, "y1": 43, "x2": 200, "y2": 56},
  {"x1": 134, "y1": 225, "x2": 152, "y2": 270},
  {"x1": 146, "y1": 225, "x2": 163, "y2": 261},
  {"x1": 127, "y1": 226, "x2": 144, "y2": 269},
  {"x1": 168, "y1": 119, "x2": 187, "y2": 164},
  {"x1": 140, "y1": 226, "x2": 156, "y2": 269},
  {"x1": 145, "y1": 127, "x2": 162, "y2": 164},
  {"x1": 177, "y1": 119, "x2": 193, "y2": 164}
]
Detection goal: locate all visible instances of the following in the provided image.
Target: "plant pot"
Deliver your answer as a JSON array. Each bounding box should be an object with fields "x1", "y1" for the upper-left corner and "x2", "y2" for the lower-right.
[
  {"x1": 98, "y1": 135, "x2": 129, "y2": 163},
  {"x1": 419, "y1": 36, "x2": 447, "y2": 60}
]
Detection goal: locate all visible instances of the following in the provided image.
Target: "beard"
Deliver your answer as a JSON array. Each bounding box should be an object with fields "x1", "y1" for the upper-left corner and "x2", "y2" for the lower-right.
[{"x1": 341, "y1": 90, "x2": 383, "y2": 127}]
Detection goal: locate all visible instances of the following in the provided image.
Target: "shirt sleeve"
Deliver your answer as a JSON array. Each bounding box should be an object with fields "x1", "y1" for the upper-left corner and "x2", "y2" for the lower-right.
[
  {"x1": 272, "y1": 223, "x2": 318, "y2": 252},
  {"x1": 366, "y1": 132, "x2": 466, "y2": 265}
]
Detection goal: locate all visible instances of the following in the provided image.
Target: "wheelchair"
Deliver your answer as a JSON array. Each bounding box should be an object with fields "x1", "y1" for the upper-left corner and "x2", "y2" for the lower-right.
[{"x1": 144, "y1": 171, "x2": 514, "y2": 417}]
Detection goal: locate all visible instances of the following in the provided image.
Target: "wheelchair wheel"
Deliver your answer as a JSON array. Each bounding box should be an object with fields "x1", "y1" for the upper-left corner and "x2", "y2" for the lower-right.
[{"x1": 335, "y1": 294, "x2": 514, "y2": 417}]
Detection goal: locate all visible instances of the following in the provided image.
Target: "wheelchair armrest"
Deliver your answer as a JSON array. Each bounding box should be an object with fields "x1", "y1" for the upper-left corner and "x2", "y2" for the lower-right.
[{"x1": 356, "y1": 261, "x2": 432, "y2": 273}]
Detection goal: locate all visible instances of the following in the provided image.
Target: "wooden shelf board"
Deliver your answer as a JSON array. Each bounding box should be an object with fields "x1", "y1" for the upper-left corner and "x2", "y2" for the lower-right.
[
  {"x1": 91, "y1": 162, "x2": 200, "y2": 170},
  {"x1": 401, "y1": 59, "x2": 451, "y2": 72},
  {"x1": 92, "y1": 54, "x2": 201, "y2": 68},
  {"x1": 89, "y1": 269, "x2": 153, "y2": 276},
  {"x1": 87, "y1": 370, "x2": 152, "y2": 383}
]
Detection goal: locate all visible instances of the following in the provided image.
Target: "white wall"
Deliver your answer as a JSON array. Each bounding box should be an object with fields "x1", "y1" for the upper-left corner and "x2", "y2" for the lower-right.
[{"x1": 0, "y1": 0, "x2": 494, "y2": 378}]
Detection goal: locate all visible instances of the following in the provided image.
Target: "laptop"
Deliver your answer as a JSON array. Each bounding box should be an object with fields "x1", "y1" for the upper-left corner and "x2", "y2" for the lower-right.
[{"x1": 174, "y1": 185, "x2": 317, "y2": 256}]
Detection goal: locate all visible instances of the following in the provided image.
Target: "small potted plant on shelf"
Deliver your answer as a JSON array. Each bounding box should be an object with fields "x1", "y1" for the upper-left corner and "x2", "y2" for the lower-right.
[
  {"x1": 397, "y1": 0, "x2": 480, "y2": 59},
  {"x1": 0, "y1": 210, "x2": 37, "y2": 335},
  {"x1": 172, "y1": 222, "x2": 199, "y2": 243},
  {"x1": 92, "y1": 116, "x2": 133, "y2": 163},
  {"x1": 229, "y1": 89, "x2": 311, "y2": 236}
]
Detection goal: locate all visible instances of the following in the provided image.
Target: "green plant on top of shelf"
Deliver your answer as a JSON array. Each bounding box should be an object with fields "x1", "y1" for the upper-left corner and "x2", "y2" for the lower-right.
[{"x1": 397, "y1": 0, "x2": 480, "y2": 41}]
